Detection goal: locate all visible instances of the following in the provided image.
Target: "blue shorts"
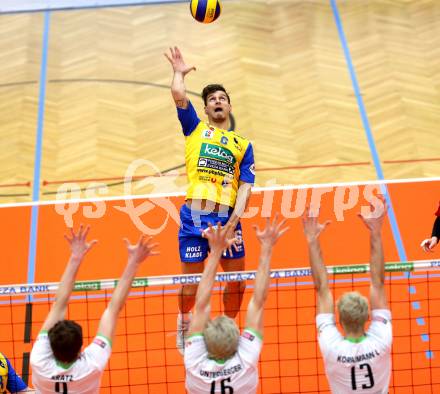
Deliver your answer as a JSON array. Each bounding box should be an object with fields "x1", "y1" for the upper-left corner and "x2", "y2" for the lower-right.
[{"x1": 178, "y1": 204, "x2": 245, "y2": 263}]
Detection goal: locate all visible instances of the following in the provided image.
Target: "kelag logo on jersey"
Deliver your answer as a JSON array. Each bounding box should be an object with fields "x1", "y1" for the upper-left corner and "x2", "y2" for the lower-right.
[{"x1": 200, "y1": 143, "x2": 236, "y2": 165}]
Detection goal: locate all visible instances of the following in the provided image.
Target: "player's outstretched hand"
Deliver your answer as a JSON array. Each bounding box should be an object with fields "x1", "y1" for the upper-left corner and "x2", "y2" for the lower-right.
[
  {"x1": 358, "y1": 196, "x2": 388, "y2": 234},
  {"x1": 421, "y1": 236, "x2": 438, "y2": 253},
  {"x1": 302, "y1": 208, "x2": 330, "y2": 243},
  {"x1": 164, "y1": 46, "x2": 196, "y2": 76},
  {"x1": 203, "y1": 222, "x2": 236, "y2": 255},
  {"x1": 64, "y1": 225, "x2": 97, "y2": 261},
  {"x1": 254, "y1": 213, "x2": 289, "y2": 248},
  {"x1": 124, "y1": 235, "x2": 159, "y2": 264}
]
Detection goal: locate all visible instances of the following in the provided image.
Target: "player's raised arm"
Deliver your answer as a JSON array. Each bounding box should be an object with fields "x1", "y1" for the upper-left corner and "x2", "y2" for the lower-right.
[
  {"x1": 41, "y1": 225, "x2": 97, "y2": 332},
  {"x1": 302, "y1": 209, "x2": 333, "y2": 314},
  {"x1": 358, "y1": 199, "x2": 388, "y2": 310},
  {"x1": 246, "y1": 214, "x2": 288, "y2": 334},
  {"x1": 188, "y1": 223, "x2": 234, "y2": 336},
  {"x1": 164, "y1": 46, "x2": 196, "y2": 109},
  {"x1": 97, "y1": 236, "x2": 158, "y2": 343}
]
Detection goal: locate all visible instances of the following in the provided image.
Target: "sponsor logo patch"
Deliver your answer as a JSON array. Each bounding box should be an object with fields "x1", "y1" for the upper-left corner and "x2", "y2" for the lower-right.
[
  {"x1": 249, "y1": 164, "x2": 255, "y2": 175},
  {"x1": 93, "y1": 338, "x2": 107, "y2": 349},
  {"x1": 220, "y1": 136, "x2": 228, "y2": 145},
  {"x1": 198, "y1": 158, "x2": 208, "y2": 167},
  {"x1": 372, "y1": 316, "x2": 388, "y2": 324},
  {"x1": 202, "y1": 129, "x2": 214, "y2": 139},
  {"x1": 200, "y1": 143, "x2": 236, "y2": 165},
  {"x1": 243, "y1": 331, "x2": 255, "y2": 342}
]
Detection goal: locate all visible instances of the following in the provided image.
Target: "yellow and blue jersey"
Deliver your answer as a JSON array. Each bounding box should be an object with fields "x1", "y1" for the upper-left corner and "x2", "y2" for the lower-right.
[
  {"x1": 0, "y1": 352, "x2": 27, "y2": 393},
  {"x1": 177, "y1": 101, "x2": 255, "y2": 208}
]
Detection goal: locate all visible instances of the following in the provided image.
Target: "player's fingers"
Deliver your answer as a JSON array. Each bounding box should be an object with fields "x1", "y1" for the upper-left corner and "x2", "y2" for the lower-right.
[
  {"x1": 82, "y1": 225, "x2": 90, "y2": 240},
  {"x1": 69, "y1": 227, "x2": 75, "y2": 238},
  {"x1": 123, "y1": 238, "x2": 130, "y2": 248},
  {"x1": 357, "y1": 213, "x2": 366, "y2": 221},
  {"x1": 64, "y1": 234, "x2": 72, "y2": 243},
  {"x1": 276, "y1": 217, "x2": 287, "y2": 232},
  {"x1": 88, "y1": 240, "x2": 98, "y2": 248},
  {"x1": 78, "y1": 224, "x2": 84, "y2": 238},
  {"x1": 164, "y1": 52, "x2": 172, "y2": 63},
  {"x1": 137, "y1": 234, "x2": 145, "y2": 246},
  {"x1": 304, "y1": 206, "x2": 310, "y2": 217},
  {"x1": 277, "y1": 226, "x2": 290, "y2": 238},
  {"x1": 264, "y1": 217, "x2": 270, "y2": 229}
]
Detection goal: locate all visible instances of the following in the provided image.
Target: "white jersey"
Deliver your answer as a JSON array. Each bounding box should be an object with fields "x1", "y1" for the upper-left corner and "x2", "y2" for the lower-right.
[
  {"x1": 30, "y1": 331, "x2": 112, "y2": 394},
  {"x1": 317, "y1": 309, "x2": 392, "y2": 394},
  {"x1": 184, "y1": 329, "x2": 262, "y2": 394}
]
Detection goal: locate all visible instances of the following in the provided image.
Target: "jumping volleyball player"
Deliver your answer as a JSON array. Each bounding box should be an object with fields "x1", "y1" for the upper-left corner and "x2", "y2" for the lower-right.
[
  {"x1": 165, "y1": 46, "x2": 256, "y2": 353},
  {"x1": 30, "y1": 226, "x2": 158, "y2": 393},
  {"x1": 185, "y1": 215, "x2": 288, "y2": 393},
  {"x1": 302, "y1": 199, "x2": 392, "y2": 393}
]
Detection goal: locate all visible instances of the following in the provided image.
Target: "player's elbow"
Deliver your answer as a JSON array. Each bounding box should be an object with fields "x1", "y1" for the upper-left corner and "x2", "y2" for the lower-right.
[
  {"x1": 107, "y1": 299, "x2": 124, "y2": 318},
  {"x1": 315, "y1": 281, "x2": 328, "y2": 295},
  {"x1": 171, "y1": 88, "x2": 185, "y2": 101},
  {"x1": 251, "y1": 293, "x2": 266, "y2": 310},
  {"x1": 370, "y1": 280, "x2": 384, "y2": 294},
  {"x1": 194, "y1": 300, "x2": 210, "y2": 316},
  {"x1": 371, "y1": 275, "x2": 385, "y2": 288}
]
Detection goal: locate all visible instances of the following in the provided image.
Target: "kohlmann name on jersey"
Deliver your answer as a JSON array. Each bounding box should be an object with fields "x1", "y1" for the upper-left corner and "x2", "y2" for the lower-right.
[{"x1": 337, "y1": 350, "x2": 380, "y2": 363}]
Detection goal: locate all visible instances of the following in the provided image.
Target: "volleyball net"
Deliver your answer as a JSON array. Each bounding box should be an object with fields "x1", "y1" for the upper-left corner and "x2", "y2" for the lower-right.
[{"x1": 1, "y1": 259, "x2": 439, "y2": 393}]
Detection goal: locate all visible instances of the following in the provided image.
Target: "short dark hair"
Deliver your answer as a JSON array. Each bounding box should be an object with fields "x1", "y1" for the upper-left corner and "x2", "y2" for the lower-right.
[
  {"x1": 48, "y1": 320, "x2": 83, "y2": 363},
  {"x1": 202, "y1": 84, "x2": 231, "y2": 105}
]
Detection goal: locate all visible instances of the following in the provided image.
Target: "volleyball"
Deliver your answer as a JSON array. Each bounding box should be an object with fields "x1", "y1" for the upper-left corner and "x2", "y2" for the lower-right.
[{"x1": 190, "y1": 0, "x2": 222, "y2": 24}]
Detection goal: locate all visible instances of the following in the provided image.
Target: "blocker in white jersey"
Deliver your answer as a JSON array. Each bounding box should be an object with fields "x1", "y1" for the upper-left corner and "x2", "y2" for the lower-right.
[
  {"x1": 31, "y1": 331, "x2": 111, "y2": 394},
  {"x1": 317, "y1": 309, "x2": 392, "y2": 393},
  {"x1": 183, "y1": 217, "x2": 288, "y2": 394},
  {"x1": 302, "y1": 199, "x2": 391, "y2": 394},
  {"x1": 185, "y1": 329, "x2": 262, "y2": 394},
  {"x1": 29, "y1": 226, "x2": 158, "y2": 394}
]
